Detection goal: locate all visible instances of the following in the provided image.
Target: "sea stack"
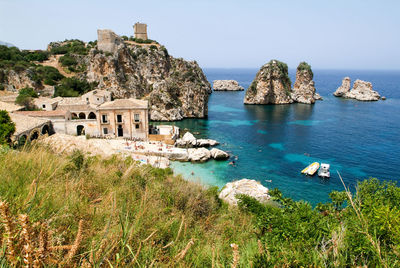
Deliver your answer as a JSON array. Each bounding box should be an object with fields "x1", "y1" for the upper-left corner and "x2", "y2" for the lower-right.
[
  {"x1": 213, "y1": 80, "x2": 244, "y2": 91},
  {"x1": 334, "y1": 77, "x2": 381, "y2": 101},
  {"x1": 291, "y1": 62, "x2": 321, "y2": 104},
  {"x1": 244, "y1": 60, "x2": 292, "y2": 104},
  {"x1": 333, "y1": 77, "x2": 351, "y2": 97}
]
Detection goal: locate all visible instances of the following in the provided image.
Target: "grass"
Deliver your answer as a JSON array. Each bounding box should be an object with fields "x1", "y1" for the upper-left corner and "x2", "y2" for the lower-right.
[
  {"x1": 0, "y1": 144, "x2": 399, "y2": 266},
  {"x1": 0, "y1": 144, "x2": 256, "y2": 267}
]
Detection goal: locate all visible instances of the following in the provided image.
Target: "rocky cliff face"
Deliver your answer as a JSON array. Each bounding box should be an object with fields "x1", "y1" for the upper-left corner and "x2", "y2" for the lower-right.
[
  {"x1": 84, "y1": 32, "x2": 211, "y2": 120},
  {"x1": 244, "y1": 60, "x2": 293, "y2": 104},
  {"x1": 334, "y1": 77, "x2": 380, "y2": 101},
  {"x1": 5, "y1": 69, "x2": 41, "y2": 91},
  {"x1": 291, "y1": 62, "x2": 321, "y2": 104}
]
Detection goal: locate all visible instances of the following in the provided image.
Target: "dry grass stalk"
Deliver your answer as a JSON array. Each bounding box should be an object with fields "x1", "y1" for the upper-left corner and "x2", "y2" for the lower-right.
[
  {"x1": 0, "y1": 201, "x2": 17, "y2": 265},
  {"x1": 257, "y1": 239, "x2": 263, "y2": 255},
  {"x1": 230, "y1": 243, "x2": 239, "y2": 268},
  {"x1": 64, "y1": 219, "x2": 84, "y2": 264},
  {"x1": 19, "y1": 214, "x2": 34, "y2": 267},
  {"x1": 175, "y1": 215, "x2": 185, "y2": 242},
  {"x1": 174, "y1": 238, "x2": 194, "y2": 262},
  {"x1": 35, "y1": 222, "x2": 49, "y2": 266}
]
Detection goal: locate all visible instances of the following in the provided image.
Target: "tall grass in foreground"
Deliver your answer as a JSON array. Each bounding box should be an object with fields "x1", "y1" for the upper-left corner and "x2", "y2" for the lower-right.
[{"x1": 0, "y1": 144, "x2": 399, "y2": 267}]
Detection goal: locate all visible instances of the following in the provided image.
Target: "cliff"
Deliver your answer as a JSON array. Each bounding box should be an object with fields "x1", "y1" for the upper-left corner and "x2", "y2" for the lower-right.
[
  {"x1": 1, "y1": 32, "x2": 211, "y2": 121},
  {"x1": 244, "y1": 60, "x2": 293, "y2": 104}
]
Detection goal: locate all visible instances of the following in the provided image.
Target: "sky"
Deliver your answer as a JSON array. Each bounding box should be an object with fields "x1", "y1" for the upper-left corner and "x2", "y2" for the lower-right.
[{"x1": 1, "y1": 0, "x2": 399, "y2": 70}]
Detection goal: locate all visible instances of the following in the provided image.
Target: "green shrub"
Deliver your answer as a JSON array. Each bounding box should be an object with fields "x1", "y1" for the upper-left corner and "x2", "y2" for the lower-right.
[
  {"x1": 59, "y1": 53, "x2": 77, "y2": 67},
  {"x1": 0, "y1": 84, "x2": 4, "y2": 91},
  {"x1": 23, "y1": 50, "x2": 49, "y2": 62},
  {"x1": 50, "y1": 40, "x2": 88, "y2": 55},
  {"x1": 0, "y1": 110, "x2": 15, "y2": 145},
  {"x1": 15, "y1": 87, "x2": 38, "y2": 110},
  {"x1": 297, "y1": 61, "x2": 314, "y2": 78},
  {"x1": 54, "y1": 77, "x2": 96, "y2": 97}
]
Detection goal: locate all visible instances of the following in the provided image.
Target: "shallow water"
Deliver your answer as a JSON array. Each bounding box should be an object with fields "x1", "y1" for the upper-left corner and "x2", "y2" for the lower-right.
[{"x1": 160, "y1": 68, "x2": 400, "y2": 205}]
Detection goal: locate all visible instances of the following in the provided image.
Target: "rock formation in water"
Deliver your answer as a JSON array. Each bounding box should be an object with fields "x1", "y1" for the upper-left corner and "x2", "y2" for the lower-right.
[
  {"x1": 213, "y1": 80, "x2": 244, "y2": 91},
  {"x1": 291, "y1": 62, "x2": 321, "y2": 104},
  {"x1": 334, "y1": 77, "x2": 380, "y2": 101},
  {"x1": 333, "y1": 77, "x2": 351, "y2": 97},
  {"x1": 244, "y1": 60, "x2": 293, "y2": 104},
  {"x1": 175, "y1": 132, "x2": 219, "y2": 148},
  {"x1": 218, "y1": 179, "x2": 270, "y2": 206}
]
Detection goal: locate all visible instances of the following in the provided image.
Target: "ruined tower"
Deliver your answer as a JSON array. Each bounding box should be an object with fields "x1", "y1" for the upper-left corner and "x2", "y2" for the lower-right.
[
  {"x1": 97, "y1": 29, "x2": 122, "y2": 53},
  {"x1": 133, "y1": 22, "x2": 148, "y2": 40}
]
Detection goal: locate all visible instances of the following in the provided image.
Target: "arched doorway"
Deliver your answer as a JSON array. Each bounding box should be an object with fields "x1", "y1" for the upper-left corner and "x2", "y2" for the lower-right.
[
  {"x1": 77, "y1": 125, "x2": 85, "y2": 136},
  {"x1": 30, "y1": 131, "x2": 39, "y2": 141},
  {"x1": 88, "y1": 112, "x2": 96, "y2": 119},
  {"x1": 41, "y1": 125, "x2": 49, "y2": 135},
  {"x1": 79, "y1": 113, "x2": 86, "y2": 120},
  {"x1": 18, "y1": 135, "x2": 27, "y2": 146}
]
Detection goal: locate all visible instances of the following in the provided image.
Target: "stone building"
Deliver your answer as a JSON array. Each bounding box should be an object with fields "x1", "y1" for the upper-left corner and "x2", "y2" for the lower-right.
[
  {"x1": 133, "y1": 23, "x2": 148, "y2": 40},
  {"x1": 97, "y1": 29, "x2": 123, "y2": 53}
]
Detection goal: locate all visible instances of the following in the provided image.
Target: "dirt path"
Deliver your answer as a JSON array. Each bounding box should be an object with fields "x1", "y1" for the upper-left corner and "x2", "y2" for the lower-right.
[{"x1": 38, "y1": 55, "x2": 74, "y2": 78}]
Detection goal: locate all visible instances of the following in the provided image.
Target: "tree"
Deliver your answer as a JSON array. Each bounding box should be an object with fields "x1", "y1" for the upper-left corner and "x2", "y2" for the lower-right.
[
  {"x1": 15, "y1": 87, "x2": 38, "y2": 110},
  {"x1": 0, "y1": 110, "x2": 15, "y2": 145}
]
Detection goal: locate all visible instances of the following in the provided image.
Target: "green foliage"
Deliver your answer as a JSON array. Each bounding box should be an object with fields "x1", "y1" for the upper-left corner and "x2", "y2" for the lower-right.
[
  {"x1": 0, "y1": 110, "x2": 15, "y2": 145},
  {"x1": 121, "y1": 35, "x2": 128, "y2": 41},
  {"x1": 59, "y1": 53, "x2": 78, "y2": 70},
  {"x1": 33, "y1": 65, "x2": 64, "y2": 85},
  {"x1": 131, "y1": 37, "x2": 158, "y2": 44},
  {"x1": 54, "y1": 77, "x2": 96, "y2": 97},
  {"x1": 50, "y1": 39, "x2": 89, "y2": 55},
  {"x1": 15, "y1": 87, "x2": 38, "y2": 110},
  {"x1": 248, "y1": 80, "x2": 258, "y2": 93},
  {"x1": 268, "y1": 59, "x2": 292, "y2": 93},
  {"x1": 160, "y1": 45, "x2": 169, "y2": 57},
  {"x1": 0, "y1": 84, "x2": 4, "y2": 91},
  {"x1": 297, "y1": 61, "x2": 314, "y2": 78},
  {"x1": 149, "y1": 45, "x2": 157, "y2": 51},
  {"x1": 23, "y1": 50, "x2": 49, "y2": 62}
]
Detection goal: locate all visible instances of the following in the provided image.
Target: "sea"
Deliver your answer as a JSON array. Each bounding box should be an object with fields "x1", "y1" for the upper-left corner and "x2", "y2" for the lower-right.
[{"x1": 158, "y1": 68, "x2": 400, "y2": 205}]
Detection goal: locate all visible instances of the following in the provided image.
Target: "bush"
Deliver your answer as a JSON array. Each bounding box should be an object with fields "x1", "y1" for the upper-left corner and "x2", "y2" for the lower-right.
[
  {"x1": 54, "y1": 77, "x2": 96, "y2": 97},
  {"x1": 59, "y1": 53, "x2": 77, "y2": 67},
  {"x1": 0, "y1": 84, "x2": 4, "y2": 91},
  {"x1": 34, "y1": 65, "x2": 64, "y2": 85},
  {"x1": 15, "y1": 87, "x2": 38, "y2": 110},
  {"x1": 0, "y1": 110, "x2": 15, "y2": 145},
  {"x1": 297, "y1": 61, "x2": 314, "y2": 78},
  {"x1": 23, "y1": 50, "x2": 49, "y2": 62}
]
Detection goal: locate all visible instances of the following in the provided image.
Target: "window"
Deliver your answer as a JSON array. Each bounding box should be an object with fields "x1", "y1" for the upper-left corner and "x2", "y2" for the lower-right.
[
  {"x1": 42, "y1": 104, "x2": 46, "y2": 108},
  {"x1": 97, "y1": 98, "x2": 99, "y2": 101},
  {"x1": 135, "y1": 124, "x2": 140, "y2": 129},
  {"x1": 117, "y1": 114, "x2": 122, "y2": 123},
  {"x1": 134, "y1": 114, "x2": 140, "y2": 122},
  {"x1": 86, "y1": 98, "x2": 89, "y2": 101},
  {"x1": 102, "y1": 114, "x2": 108, "y2": 123},
  {"x1": 103, "y1": 128, "x2": 108, "y2": 134}
]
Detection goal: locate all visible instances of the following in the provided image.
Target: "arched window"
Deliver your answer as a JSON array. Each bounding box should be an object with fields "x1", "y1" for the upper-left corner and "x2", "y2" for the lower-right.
[
  {"x1": 71, "y1": 113, "x2": 78, "y2": 120},
  {"x1": 41, "y1": 125, "x2": 49, "y2": 135},
  {"x1": 30, "y1": 131, "x2": 39, "y2": 141},
  {"x1": 79, "y1": 113, "x2": 86, "y2": 119},
  {"x1": 18, "y1": 135, "x2": 27, "y2": 146},
  {"x1": 88, "y1": 112, "x2": 96, "y2": 119}
]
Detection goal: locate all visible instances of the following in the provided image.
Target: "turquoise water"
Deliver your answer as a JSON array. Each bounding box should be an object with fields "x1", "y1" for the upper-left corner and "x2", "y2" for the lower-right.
[{"x1": 160, "y1": 69, "x2": 400, "y2": 205}]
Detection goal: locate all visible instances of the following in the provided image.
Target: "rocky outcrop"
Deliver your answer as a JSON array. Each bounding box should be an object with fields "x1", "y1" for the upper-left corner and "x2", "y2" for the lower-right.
[
  {"x1": 291, "y1": 62, "x2": 320, "y2": 104},
  {"x1": 218, "y1": 179, "x2": 270, "y2": 206},
  {"x1": 244, "y1": 60, "x2": 293, "y2": 104},
  {"x1": 333, "y1": 77, "x2": 351, "y2": 97},
  {"x1": 213, "y1": 80, "x2": 244, "y2": 91},
  {"x1": 210, "y1": 148, "x2": 229, "y2": 160},
  {"x1": 345, "y1": 80, "x2": 380, "y2": 101},
  {"x1": 85, "y1": 30, "x2": 211, "y2": 121},
  {"x1": 5, "y1": 69, "x2": 41, "y2": 92},
  {"x1": 334, "y1": 78, "x2": 380, "y2": 101},
  {"x1": 175, "y1": 132, "x2": 219, "y2": 148},
  {"x1": 188, "y1": 147, "x2": 211, "y2": 162}
]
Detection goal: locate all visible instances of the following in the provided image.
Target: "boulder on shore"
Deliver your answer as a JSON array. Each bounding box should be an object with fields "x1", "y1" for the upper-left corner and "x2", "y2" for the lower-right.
[
  {"x1": 210, "y1": 148, "x2": 229, "y2": 160},
  {"x1": 213, "y1": 80, "x2": 244, "y2": 91},
  {"x1": 334, "y1": 77, "x2": 381, "y2": 101},
  {"x1": 188, "y1": 147, "x2": 211, "y2": 162},
  {"x1": 244, "y1": 60, "x2": 293, "y2": 104},
  {"x1": 219, "y1": 179, "x2": 270, "y2": 206},
  {"x1": 175, "y1": 132, "x2": 219, "y2": 148}
]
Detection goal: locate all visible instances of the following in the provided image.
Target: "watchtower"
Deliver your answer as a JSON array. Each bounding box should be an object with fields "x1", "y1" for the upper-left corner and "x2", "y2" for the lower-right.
[{"x1": 133, "y1": 22, "x2": 148, "y2": 40}]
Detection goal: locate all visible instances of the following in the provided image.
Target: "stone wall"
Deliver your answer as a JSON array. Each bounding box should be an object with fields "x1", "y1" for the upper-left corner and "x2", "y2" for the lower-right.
[{"x1": 97, "y1": 29, "x2": 122, "y2": 53}]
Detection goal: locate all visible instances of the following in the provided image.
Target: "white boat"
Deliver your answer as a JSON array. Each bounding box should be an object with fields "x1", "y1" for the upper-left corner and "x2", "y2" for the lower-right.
[
  {"x1": 318, "y1": 163, "x2": 330, "y2": 178},
  {"x1": 301, "y1": 162, "x2": 320, "y2": 176}
]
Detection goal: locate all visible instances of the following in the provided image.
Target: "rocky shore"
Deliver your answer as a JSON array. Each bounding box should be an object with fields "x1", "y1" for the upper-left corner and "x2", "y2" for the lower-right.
[
  {"x1": 334, "y1": 77, "x2": 381, "y2": 101},
  {"x1": 213, "y1": 80, "x2": 244, "y2": 91},
  {"x1": 219, "y1": 179, "x2": 270, "y2": 206}
]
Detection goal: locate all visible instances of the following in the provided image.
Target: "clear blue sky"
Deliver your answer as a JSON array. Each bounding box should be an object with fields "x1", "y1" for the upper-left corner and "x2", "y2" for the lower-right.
[{"x1": 1, "y1": 0, "x2": 399, "y2": 70}]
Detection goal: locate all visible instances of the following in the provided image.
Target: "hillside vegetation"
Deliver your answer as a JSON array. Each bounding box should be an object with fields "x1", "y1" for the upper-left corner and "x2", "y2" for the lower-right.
[{"x1": 0, "y1": 144, "x2": 399, "y2": 267}]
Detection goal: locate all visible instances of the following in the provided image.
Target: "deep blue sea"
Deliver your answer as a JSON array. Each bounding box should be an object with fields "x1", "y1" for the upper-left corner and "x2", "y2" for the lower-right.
[{"x1": 161, "y1": 68, "x2": 400, "y2": 205}]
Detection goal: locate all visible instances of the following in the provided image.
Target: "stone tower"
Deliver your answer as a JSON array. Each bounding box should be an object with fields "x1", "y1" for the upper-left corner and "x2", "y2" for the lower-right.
[
  {"x1": 97, "y1": 29, "x2": 122, "y2": 53},
  {"x1": 133, "y1": 22, "x2": 148, "y2": 40}
]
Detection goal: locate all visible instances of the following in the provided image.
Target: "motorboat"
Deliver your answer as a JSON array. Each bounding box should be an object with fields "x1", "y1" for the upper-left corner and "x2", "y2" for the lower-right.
[
  {"x1": 318, "y1": 163, "x2": 330, "y2": 178},
  {"x1": 301, "y1": 162, "x2": 320, "y2": 176}
]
